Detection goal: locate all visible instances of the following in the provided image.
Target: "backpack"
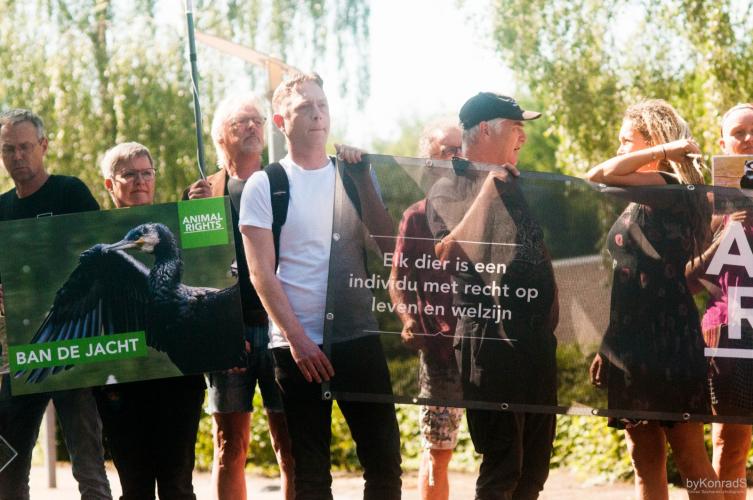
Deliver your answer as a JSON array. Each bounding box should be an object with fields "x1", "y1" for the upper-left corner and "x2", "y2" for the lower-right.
[{"x1": 265, "y1": 158, "x2": 365, "y2": 269}]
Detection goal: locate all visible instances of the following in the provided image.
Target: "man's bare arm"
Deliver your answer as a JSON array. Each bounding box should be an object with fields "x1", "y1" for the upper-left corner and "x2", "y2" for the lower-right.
[{"x1": 241, "y1": 225, "x2": 334, "y2": 383}]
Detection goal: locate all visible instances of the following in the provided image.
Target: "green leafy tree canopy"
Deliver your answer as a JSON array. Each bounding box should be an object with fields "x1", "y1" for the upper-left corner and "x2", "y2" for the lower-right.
[
  {"x1": 0, "y1": 0, "x2": 370, "y2": 204},
  {"x1": 486, "y1": 0, "x2": 753, "y2": 175}
]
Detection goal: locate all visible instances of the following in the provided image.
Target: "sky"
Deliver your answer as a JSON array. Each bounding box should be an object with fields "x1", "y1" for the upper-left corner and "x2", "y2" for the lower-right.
[
  {"x1": 157, "y1": 0, "x2": 750, "y2": 150},
  {"x1": 349, "y1": 0, "x2": 515, "y2": 145},
  {"x1": 160, "y1": 0, "x2": 516, "y2": 147}
]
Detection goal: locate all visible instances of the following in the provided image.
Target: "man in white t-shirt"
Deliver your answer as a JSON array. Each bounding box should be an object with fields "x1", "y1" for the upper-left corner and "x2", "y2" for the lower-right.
[{"x1": 239, "y1": 72, "x2": 402, "y2": 499}]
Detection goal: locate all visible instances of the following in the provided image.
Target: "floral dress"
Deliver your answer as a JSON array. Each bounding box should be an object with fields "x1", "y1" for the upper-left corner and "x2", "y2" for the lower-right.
[{"x1": 600, "y1": 196, "x2": 709, "y2": 423}]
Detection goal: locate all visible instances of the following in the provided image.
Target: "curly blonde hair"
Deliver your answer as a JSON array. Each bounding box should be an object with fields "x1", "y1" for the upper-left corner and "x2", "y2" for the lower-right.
[
  {"x1": 625, "y1": 99, "x2": 711, "y2": 256},
  {"x1": 624, "y1": 99, "x2": 705, "y2": 185}
]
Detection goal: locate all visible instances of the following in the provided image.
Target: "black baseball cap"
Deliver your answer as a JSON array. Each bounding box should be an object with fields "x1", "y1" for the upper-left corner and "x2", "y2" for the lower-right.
[{"x1": 459, "y1": 92, "x2": 541, "y2": 129}]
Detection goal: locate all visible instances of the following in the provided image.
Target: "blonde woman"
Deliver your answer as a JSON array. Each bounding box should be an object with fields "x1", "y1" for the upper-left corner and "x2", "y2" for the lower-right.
[{"x1": 587, "y1": 100, "x2": 720, "y2": 499}]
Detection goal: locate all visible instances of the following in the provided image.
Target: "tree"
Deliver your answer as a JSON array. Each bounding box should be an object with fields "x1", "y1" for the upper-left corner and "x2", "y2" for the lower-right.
[
  {"x1": 371, "y1": 104, "x2": 559, "y2": 174},
  {"x1": 0, "y1": 0, "x2": 370, "y2": 203},
  {"x1": 485, "y1": 0, "x2": 753, "y2": 175},
  {"x1": 196, "y1": 0, "x2": 370, "y2": 102}
]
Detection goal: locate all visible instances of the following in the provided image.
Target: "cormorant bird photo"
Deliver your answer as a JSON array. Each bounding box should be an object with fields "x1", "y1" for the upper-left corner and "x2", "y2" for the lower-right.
[{"x1": 16, "y1": 222, "x2": 246, "y2": 383}]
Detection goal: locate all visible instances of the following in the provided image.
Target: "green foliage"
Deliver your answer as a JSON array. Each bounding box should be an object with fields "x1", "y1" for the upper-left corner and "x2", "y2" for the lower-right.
[
  {"x1": 0, "y1": 0, "x2": 216, "y2": 204},
  {"x1": 0, "y1": 0, "x2": 370, "y2": 200},
  {"x1": 370, "y1": 105, "x2": 561, "y2": 175},
  {"x1": 556, "y1": 342, "x2": 607, "y2": 408},
  {"x1": 193, "y1": 387, "x2": 480, "y2": 474},
  {"x1": 194, "y1": 0, "x2": 370, "y2": 105},
  {"x1": 193, "y1": 409, "x2": 214, "y2": 472},
  {"x1": 371, "y1": 116, "x2": 435, "y2": 158},
  {"x1": 516, "y1": 97, "x2": 560, "y2": 174},
  {"x1": 0, "y1": 316, "x2": 6, "y2": 375},
  {"x1": 483, "y1": 0, "x2": 753, "y2": 175},
  {"x1": 551, "y1": 415, "x2": 633, "y2": 483},
  {"x1": 193, "y1": 389, "x2": 293, "y2": 475}
]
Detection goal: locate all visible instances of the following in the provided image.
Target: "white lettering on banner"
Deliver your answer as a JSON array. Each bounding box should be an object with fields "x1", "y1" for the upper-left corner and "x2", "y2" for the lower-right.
[
  {"x1": 85, "y1": 338, "x2": 140, "y2": 357},
  {"x1": 703, "y1": 221, "x2": 753, "y2": 358},
  {"x1": 451, "y1": 303, "x2": 511, "y2": 324},
  {"x1": 370, "y1": 297, "x2": 445, "y2": 316},
  {"x1": 706, "y1": 221, "x2": 753, "y2": 276},
  {"x1": 57, "y1": 345, "x2": 80, "y2": 360},
  {"x1": 728, "y1": 286, "x2": 753, "y2": 340},
  {"x1": 349, "y1": 273, "x2": 418, "y2": 292},
  {"x1": 15, "y1": 349, "x2": 52, "y2": 365},
  {"x1": 182, "y1": 213, "x2": 224, "y2": 233},
  {"x1": 383, "y1": 252, "x2": 408, "y2": 268}
]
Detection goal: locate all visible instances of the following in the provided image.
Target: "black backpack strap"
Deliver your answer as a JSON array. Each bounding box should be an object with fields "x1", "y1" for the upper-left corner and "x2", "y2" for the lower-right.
[{"x1": 264, "y1": 162, "x2": 289, "y2": 270}]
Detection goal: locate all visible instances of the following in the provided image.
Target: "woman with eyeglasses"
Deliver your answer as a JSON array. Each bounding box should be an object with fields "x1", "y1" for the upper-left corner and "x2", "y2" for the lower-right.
[
  {"x1": 586, "y1": 100, "x2": 720, "y2": 499},
  {"x1": 95, "y1": 142, "x2": 206, "y2": 500}
]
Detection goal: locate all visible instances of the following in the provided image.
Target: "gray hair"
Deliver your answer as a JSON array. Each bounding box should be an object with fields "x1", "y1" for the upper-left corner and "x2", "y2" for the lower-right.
[
  {"x1": 461, "y1": 117, "x2": 505, "y2": 151},
  {"x1": 211, "y1": 93, "x2": 265, "y2": 167},
  {"x1": 100, "y1": 142, "x2": 153, "y2": 179},
  {"x1": 0, "y1": 108, "x2": 46, "y2": 140},
  {"x1": 418, "y1": 116, "x2": 459, "y2": 157}
]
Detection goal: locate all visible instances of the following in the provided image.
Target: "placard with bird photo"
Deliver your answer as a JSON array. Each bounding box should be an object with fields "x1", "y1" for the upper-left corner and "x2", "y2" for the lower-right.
[{"x1": 0, "y1": 198, "x2": 246, "y2": 396}]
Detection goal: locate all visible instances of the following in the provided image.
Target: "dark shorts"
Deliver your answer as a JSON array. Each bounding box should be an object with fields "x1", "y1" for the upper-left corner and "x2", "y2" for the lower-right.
[{"x1": 206, "y1": 324, "x2": 283, "y2": 413}]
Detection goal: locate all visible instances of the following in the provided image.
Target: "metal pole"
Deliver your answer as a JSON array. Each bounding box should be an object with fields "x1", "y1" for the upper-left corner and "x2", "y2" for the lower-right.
[
  {"x1": 44, "y1": 402, "x2": 56, "y2": 488},
  {"x1": 184, "y1": 0, "x2": 207, "y2": 179}
]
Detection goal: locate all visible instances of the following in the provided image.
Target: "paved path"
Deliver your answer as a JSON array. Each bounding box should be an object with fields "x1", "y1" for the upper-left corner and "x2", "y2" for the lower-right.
[{"x1": 25, "y1": 463, "x2": 712, "y2": 499}]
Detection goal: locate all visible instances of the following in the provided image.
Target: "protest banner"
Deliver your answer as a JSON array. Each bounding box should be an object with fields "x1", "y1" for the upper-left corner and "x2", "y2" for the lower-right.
[
  {"x1": 323, "y1": 154, "x2": 753, "y2": 424},
  {"x1": 0, "y1": 197, "x2": 246, "y2": 396}
]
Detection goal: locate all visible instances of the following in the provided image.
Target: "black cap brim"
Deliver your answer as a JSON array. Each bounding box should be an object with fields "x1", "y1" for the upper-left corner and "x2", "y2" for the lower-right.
[{"x1": 459, "y1": 92, "x2": 542, "y2": 129}]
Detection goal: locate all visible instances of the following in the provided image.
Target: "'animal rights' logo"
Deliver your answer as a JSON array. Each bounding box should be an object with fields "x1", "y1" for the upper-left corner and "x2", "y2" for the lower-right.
[{"x1": 178, "y1": 197, "x2": 230, "y2": 249}]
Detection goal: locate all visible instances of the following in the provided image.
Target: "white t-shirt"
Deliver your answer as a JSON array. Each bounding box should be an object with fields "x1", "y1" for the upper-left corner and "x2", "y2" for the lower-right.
[{"x1": 239, "y1": 155, "x2": 335, "y2": 347}]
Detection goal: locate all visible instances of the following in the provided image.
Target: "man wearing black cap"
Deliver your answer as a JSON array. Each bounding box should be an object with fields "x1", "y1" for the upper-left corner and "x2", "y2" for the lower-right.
[{"x1": 427, "y1": 93, "x2": 558, "y2": 499}]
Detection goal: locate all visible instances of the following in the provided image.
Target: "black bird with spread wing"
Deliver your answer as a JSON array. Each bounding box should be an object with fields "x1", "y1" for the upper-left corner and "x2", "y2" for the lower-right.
[{"x1": 17, "y1": 222, "x2": 246, "y2": 383}]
